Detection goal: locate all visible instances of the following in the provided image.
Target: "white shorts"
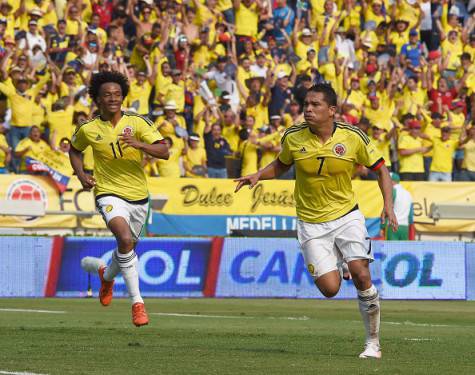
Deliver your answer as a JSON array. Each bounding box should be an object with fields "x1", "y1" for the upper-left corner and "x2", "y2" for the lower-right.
[
  {"x1": 96, "y1": 195, "x2": 148, "y2": 241},
  {"x1": 297, "y1": 209, "x2": 373, "y2": 279}
]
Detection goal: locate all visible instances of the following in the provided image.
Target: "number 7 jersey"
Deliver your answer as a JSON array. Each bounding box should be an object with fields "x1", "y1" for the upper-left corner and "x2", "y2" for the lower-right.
[
  {"x1": 278, "y1": 121, "x2": 384, "y2": 223},
  {"x1": 71, "y1": 112, "x2": 164, "y2": 201}
]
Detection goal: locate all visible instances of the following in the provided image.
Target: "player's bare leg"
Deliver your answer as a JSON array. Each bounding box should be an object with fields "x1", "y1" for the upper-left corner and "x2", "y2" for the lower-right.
[
  {"x1": 314, "y1": 270, "x2": 341, "y2": 298},
  {"x1": 108, "y1": 216, "x2": 148, "y2": 327},
  {"x1": 348, "y1": 259, "x2": 381, "y2": 359}
]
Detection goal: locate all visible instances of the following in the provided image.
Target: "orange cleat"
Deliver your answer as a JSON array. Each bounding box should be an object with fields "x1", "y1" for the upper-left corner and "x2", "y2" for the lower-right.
[
  {"x1": 98, "y1": 266, "x2": 114, "y2": 306},
  {"x1": 132, "y1": 303, "x2": 149, "y2": 327}
]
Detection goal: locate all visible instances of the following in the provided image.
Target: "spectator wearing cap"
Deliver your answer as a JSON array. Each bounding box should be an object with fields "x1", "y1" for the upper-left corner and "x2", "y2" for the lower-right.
[
  {"x1": 268, "y1": 70, "x2": 294, "y2": 118},
  {"x1": 14, "y1": 125, "x2": 50, "y2": 173},
  {"x1": 48, "y1": 20, "x2": 71, "y2": 66},
  {"x1": 155, "y1": 100, "x2": 186, "y2": 139},
  {"x1": 426, "y1": 126, "x2": 460, "y2": 181},
  {"x1": 296, "y1": 47, "x2": 316, "y2": 74},
  {"x1": 398, "y1": 119, "x2": 430, "y2": 181},
  {"x1": 439, "y1": 30, "x2": 463, "y2": 76},
  {"x1": 0, "y1": 72, "x2": 50, "y2": 154},
  {"x1": 204, "y1": 122, "x2": 232, "y2": 178},
  {"x1": 165, "y1": 69, "x2": 185, "y2": 113},
  {"x1": 363, "y1": 0, "x2": 389, "y2": 28},
  {"x1": 184, "y1": 133, "x2": 207, "y2": 177},
  {"x1": 0, "y1": 122, "x2": 11, "y2": 173},
  {"x1": 18, "y1": 19, "x2": 47, "y2": 53},
  {"x1": 88, "y1": 13, "x2": 108, "y2": 47},
  {"x1": 205, "y1": 56, "x2": 234, "y2": 95},
  {"x1": 381, "y1": 172, "x2": 414, "y2": 241},
  {"x1": 389, "y1": 19, "x2": 410, "y2": 54},
  {"x1": 400, "y1": 29, "x2": 423, "y2": 78},
  {"x1": 459, "y1": 125, "x2": 475, "y2": 181},
  {"x1": 292, "y1": 26, "x2": 318, "y2": 62},
  {"x1": 125, "y1": 61, "x2": 155, "y2": 115}
]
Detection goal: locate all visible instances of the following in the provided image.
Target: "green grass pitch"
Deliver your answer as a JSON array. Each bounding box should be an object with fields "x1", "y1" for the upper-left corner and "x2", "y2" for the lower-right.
[{"x1": 0, "y1": 299, "x2": 474, "y2": 375}]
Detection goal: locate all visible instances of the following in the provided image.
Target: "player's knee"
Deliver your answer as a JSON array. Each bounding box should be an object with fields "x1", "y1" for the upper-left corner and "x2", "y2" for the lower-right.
[
  {"x1": 117, "y1": 234, "x2": 134, "y2": 251},
  {"x1": 351, "y1": 268, "x2": 371, "y2": 287},
  {"x1": 319, "y1": 287, "x2": 339, "y2": 298}
]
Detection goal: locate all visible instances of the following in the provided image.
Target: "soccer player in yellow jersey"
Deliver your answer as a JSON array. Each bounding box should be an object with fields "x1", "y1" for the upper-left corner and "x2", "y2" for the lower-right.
[
  {"x1": 235, "y1": 84, "x2": 397, "y2": 359},
  {"x1": 70, "y1": 71, "x2": 169, "y2": 327}
]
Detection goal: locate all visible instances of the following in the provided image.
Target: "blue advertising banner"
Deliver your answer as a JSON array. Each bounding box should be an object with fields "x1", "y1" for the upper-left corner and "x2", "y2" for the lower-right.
[
  {"x1": 466, "y1": 243, "x2": 475, "y2": 301},
  {"x1": 215, "y1": 239, "x2": 466, "y2": 299},
  {"x1": 56, "y1": 237, "x2": 213, "y2": 297},
  {"x1": 0, "y1": 237, "x2": 53, "y2": 297}
]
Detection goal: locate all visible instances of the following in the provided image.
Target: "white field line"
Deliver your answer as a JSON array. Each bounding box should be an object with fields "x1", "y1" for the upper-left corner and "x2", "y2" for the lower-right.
[
  {"x1": 404, "y1": 338, "x2": 433, "y2": 341},
  {"x1": 150, "y1": 312, "x2": 310, "y2": 321},
  {"x1": 0, "y1": 371, "x2": 48, "y2": 375},
  {"x1": 0, "y1": 308, "x2": 65, "y2": 314}
]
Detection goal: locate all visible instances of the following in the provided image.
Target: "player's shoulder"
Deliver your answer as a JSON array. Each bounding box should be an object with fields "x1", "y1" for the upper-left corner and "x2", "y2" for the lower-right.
[
  {"x1": 73, "y1": 116, "x2": 99, "y2": 135},
  {"x1": 334, "y1": 121, "x2": 370, "y2": 145},
  {"x1": 281, "y1": 121, "x2": 309, "y2": 144},
  {"x1": 123, "y1": 111, "x2": 155, "y2": 127}
]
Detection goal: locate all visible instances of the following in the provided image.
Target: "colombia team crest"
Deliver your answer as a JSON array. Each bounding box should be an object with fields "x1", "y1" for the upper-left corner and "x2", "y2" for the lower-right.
[
  {"x1": 122, "y1": 126, "x2": 134, "y2": 136},
  {"x1": 333, "y1": 143, "x2": 346, "y2": 157}
]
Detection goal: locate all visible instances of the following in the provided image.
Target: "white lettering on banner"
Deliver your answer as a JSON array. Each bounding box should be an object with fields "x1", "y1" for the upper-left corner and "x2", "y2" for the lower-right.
[
  {"x1": 226, "y1": 217, "x2": 296, "y2": 233},
  {"x1": 139, "y1": 250, "x2": 174, "y2": 285},
  {"x1": 177, "y1": 250, "x2": 200, "y2": 285}
]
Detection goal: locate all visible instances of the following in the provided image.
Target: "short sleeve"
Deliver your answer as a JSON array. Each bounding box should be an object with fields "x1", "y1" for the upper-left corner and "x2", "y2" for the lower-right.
[
  {"x1": 137, "y1": 117, "x2": 164, "y2": 144},
  {"x1": 14, "y1": 139, "x2": 29, "y2": 153},
  {"x1": 71, "y1": 125, "x2": 88, "y2": 152},
  {"x1": 356, "y1": 137, "x2": 384, "y2": 171},
  {"x1": 278, "y1": 135, "x2": 293, "y2": 166},
  {"x1": 397, "y1": 135, "x2": 411, "y2": 150}
]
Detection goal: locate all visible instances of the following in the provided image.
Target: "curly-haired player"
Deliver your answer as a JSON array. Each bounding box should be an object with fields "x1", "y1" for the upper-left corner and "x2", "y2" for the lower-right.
[{"x1": 70, "y1": 71, "x2": 169, "y2": 326}]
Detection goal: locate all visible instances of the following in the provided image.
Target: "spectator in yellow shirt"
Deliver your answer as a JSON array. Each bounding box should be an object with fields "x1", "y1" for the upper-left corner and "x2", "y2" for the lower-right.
[
  {"x1": 14, "y1": 125, "x2": 50, "y2": 173},
  {"x1": 0, "y1": 123, "x2": 11, "y2": 173},
  {"x1": 157, "y1": 137, "x2": 182, "y2": 178},
  {"x1": 460, "y1": 126, "x2": 475, "y2": 181},
  {"x1": 183, "y1": 133, "x2": 207, "y2": 177},
  {"x1": 398, "y1": 120, "x2": 430, "y2": 181},
  {"x1": 428, "y1": 126, "x2": 459, "y2": 181}
]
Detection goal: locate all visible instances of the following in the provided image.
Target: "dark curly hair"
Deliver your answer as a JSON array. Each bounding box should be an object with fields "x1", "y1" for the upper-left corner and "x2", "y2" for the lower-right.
[{"x1": 88, "y1": 71, "x2": 129, "y2": 104}]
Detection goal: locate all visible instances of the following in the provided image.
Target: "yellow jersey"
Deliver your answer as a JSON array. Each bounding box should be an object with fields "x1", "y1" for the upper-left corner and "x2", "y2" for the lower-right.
[
  {"x1": 47, "y1": 107, "x2": 75, "y2": 147},
  {"x1": 184, "y1": 147, "x2": 207, "y2": 177},
  {"x1": 463, "y1": 139, "x2": 475, "y2": 172},
  {"x1": 0, "y1": 134, "x2": 9, "y2": 168},
  {"x1": 235, "y1": 2, "x2": 258, "y2": 37},
  {"x1": 398, "y1": 134, "x2": 424, "y2": 173},
  {"x1": 157, "y1": 146, "x2": 181, "y2": 177},
  {"x1": 278, "y1": 121, "x2": 384, "y2": 223},
  {"x1": 430, "y1": 138, "x2": 458, "y2": 173},
  {"x1": 14, "y1": 137, "x2": 50, "y2": 171},
  {"x1": 126, "y1": 80, "x2": 152, "y2": 115},
  {"x1": 71, "y1": 112, "x2": 163, "y2": 201},
  {"x1": 240, "y1": 140, "x2": 258, "y2": 176}
]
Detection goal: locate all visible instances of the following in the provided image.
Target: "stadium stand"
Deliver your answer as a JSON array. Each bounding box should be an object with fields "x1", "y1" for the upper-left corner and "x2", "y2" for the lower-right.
[{"x1": 0, "y1": 0, "x2": 474, "y2": 181}]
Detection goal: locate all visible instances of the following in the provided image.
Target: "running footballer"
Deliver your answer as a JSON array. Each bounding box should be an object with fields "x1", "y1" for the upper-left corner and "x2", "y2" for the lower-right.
[
  {"x1": 235, "y1": 83, "x2": 398, "y2": 358},
  {"x1": 69, "y1": 71, "x2": 169, "y2": 326}
]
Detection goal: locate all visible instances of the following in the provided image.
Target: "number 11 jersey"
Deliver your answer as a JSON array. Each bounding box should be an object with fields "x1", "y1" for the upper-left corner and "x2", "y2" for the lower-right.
[
  {"x1": 278, "y1": 121, "x2": 384, "y2": 223},
  {"x1": 71, "y1": 112, "x2": 163, "y2": 201}
]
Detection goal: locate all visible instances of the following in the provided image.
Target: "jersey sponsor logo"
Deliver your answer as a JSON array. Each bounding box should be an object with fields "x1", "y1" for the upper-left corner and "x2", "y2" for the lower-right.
[
  {"x1": 105, "y1": 205, "x2": 113, "y2": 213},
  {"x1": 299, "y1": 146, "x2": 307, "y2": 153},
  {"x1": 6, "y1": 179, "x2": 47, "y2": 222},
  {"x1": 122, "y1": 126, "x2": 134, "y2": 136},
  {"x1": 95, "y1": 134, "x2": 103, "y2": 141},
  {"x1": 333, "y1": 143, "x2": 346, "y2": 157},
  {"x1": 307, "y1": 263, "x2": 315, "y2": 275}
]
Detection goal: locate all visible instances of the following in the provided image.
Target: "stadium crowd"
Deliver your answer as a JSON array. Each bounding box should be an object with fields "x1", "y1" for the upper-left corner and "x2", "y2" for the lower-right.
[{"x1": 1, "y1": 0, "x2": 475, "y2": 181}]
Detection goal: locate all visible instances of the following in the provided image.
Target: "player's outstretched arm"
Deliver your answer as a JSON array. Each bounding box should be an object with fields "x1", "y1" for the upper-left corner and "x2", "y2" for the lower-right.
[
  {"x1": 376, "y1": 164, "x2": 398, "y2": 232},
  {"x1": 234, "y1": 158, "x2": 292, "y2": 192},
  {"x1": 69, "y1": 146, "x2": 96, "y2": 190}
]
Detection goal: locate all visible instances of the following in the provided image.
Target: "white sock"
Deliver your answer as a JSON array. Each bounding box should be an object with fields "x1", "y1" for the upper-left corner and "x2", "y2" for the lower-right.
[
  {"x1": 357, "y1": 284, "x2": 380, "y2": 346},
  {"x1": 116, "y1": 249, "x2": 143, "y2": 305},
  {"x1": 103, "y1": 249, "x2": 121, "y2": 282}
]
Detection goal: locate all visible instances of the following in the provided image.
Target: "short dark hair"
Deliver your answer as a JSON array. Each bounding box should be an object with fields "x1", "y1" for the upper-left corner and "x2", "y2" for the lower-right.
[
  {"x1": 306, "y1": 83, "x2": 338, "y2": 107},
  {"x1": 88, "y1": 71, "x2": 129, "y2": 104}
]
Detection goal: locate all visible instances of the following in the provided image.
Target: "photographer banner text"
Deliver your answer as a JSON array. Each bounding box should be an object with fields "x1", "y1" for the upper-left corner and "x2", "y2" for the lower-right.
[{"x1": 0, "y1": 175, "x2": 474, "y2": 234}]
